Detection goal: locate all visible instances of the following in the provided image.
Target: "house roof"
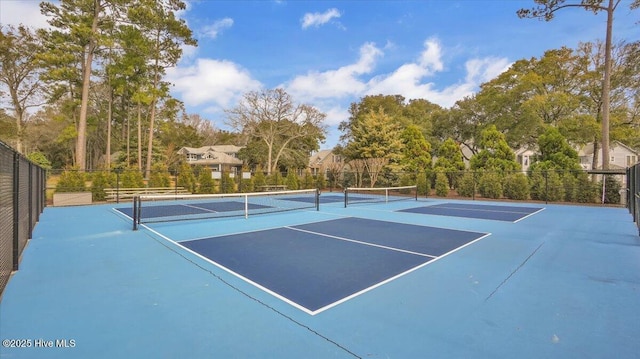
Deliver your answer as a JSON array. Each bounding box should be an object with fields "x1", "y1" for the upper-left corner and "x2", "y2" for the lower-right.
[
  {"x1": 178, "y1": 145, "x2": 243, "y2": 155},
  {"x1": 308, "y1": 149, "x2": 333, "y2": 167}
]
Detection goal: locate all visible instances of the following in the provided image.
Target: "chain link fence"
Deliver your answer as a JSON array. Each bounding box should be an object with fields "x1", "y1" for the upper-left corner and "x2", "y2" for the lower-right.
[
  {"x1": 0, "y1": 140, "x2": 47, "y2": 298},
  {"x1": 46, "y1": 166, "x2": 626, "y2": 206}
]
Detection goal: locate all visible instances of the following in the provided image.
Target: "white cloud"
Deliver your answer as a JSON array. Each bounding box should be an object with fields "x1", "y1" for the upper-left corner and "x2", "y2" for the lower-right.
[
  {"x1": 201, "y1": 18, "x2": 234, "y2": 39},
  {"x1": 301, "y1": 8, "x2": 341, "y2": 29},
  {"x1": 166, "y1": 59, "x2": 262, "y2": 111},
  {"x1": 0, "y1": 0, "x2": 53, "y2": 29},
  {"x1": 285, "y1": 42, "x2": 383, "y2": 100},
  {"x1": 366, "y1": 38, "x2": 510, "y2": 107}
]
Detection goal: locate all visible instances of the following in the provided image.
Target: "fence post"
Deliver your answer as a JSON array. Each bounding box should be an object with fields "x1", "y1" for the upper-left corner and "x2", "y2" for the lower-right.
[{"x1": 12, "y1": 152, "x2": 19, "y2": 271}]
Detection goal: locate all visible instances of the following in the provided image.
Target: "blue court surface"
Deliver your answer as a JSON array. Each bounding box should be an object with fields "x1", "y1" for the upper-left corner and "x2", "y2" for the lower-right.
[
  {"x1": 178, "y1": 217, "x2": 487, "y2": 314},
  {"x1": 1, "y1": 197, "x2": 640, "y2": 359},
  {"x1": 400, "y1": 202, "x2": 544, "y2": 222}
]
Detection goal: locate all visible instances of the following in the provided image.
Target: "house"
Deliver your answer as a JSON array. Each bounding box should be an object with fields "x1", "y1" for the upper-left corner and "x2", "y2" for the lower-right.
[
  {"x1": 178, "y1": 145, "x2": 244, "y2": 175},
  {"x1": 308, "y1": 149, "x2": 344, "y2": 177},
  {"x1": 514, "y1": 141, "x2": 639, "y2": 172},
  {"x1": 577, "y1": 141, "x2": 639, "y2": 170}
]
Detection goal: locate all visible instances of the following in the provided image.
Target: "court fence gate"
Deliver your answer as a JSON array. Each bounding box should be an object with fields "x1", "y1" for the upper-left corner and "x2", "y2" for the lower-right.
[{"x1": 0, "y1": 140, "x2": 47, "y2": 299}]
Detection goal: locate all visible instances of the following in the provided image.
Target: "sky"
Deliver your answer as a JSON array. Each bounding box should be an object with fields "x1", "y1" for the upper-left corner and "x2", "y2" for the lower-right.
[{"x1": 1, "y1": 0, "x2": 639, "y2": 149}]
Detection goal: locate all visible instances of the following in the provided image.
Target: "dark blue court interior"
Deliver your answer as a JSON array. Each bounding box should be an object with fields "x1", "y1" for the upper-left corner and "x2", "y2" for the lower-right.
[
  {"x1": 180, "y1": 217, "x2": 487, "y2": 313},
  {"x1": 399, "y1": 203, "x2": 543, "y2": 222}
]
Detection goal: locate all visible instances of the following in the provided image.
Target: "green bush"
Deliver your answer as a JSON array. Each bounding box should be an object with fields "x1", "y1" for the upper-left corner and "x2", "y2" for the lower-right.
[
  {"x1": 435, "y1": 172, "x2": 449, "y2": 197},
  {"x1": 600, "y1": 175, "x2": 622, "y2": 204},
  {"x1": 253, "y1": 170, "x2": 266, "y2": 189},
  {"x1": 478, "y1": 171, "x2": 502, "y2": 199},
  {"x1": 90, "y1": 170, "x2": 116, "y2": 201},
  {"x1": 56, "y1": 168, "x2": 86, "y2": 192},
  {"x1": 121, "y1": 168, "x2": 145, "y2": 188},
  {"x1": 529, "y1": 170, "x2": 564, "y2": 202},
  {"x1": 575, "y1": 174, "x2": 597, "y2": 203},
  {"x1": 286, "y1": 171, "x2": 299, "y2": 190},
  {"x1": 503, "y1": 173, "x2": 529, "y2": 200},
  {"x1": 197, "y1": 169, "x2": 215, "y2": 194},
  {"x1": 219, "y1": 172, "x2": 235, "y2": 193},
  {"x1": 177, "y1": 163, "x2": 196, "y2": 193},
  {"x1": 149, "y1": 163, "x2": 171, "y2": 187},
  {"x1": 456, "y1": 172, "x2": 476, "y2": 198},
  {"x1": 315, "y1": 172, "x2": 327, "y2": 190},
  {"x1": 561, "y1": 173, "x2": 577, "y2": 202}
]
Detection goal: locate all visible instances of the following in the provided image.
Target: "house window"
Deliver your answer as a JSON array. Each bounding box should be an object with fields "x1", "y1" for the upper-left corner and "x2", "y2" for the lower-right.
[
  {"x1": 610, "y1": 155, "x2": 615, "y2": 163},
  {"x1": 627, "y1": 155, "x2": 637, "y2": 166}
]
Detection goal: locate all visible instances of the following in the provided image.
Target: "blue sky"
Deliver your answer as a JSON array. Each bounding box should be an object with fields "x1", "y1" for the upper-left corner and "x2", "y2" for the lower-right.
[{"x1": 2, "y1": 0, "x2": 639, "y2": 149}]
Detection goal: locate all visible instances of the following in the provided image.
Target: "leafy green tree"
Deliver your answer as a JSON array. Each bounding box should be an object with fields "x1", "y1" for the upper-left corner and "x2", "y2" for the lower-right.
[
  {"x1": 345, "y1": 107, "x2": 403, "y2": 187},
  {"x1": 219, "y1": 172, "x2": 235, "y2": 193},
  {"x1": 40, "y1": 0, "x2": 126, "y2": 170},
  {"x1": 400, "y1": 124, "x2": 432, "y2": 173},
  {"x1": 470, "y1": 125, "x2": 520, "y2": 172},
  {"x1": 27, "y1": 151, "x2": 52, "y2": 170},
  {"x1": 435, "y1": 138, "x2": 466, "y2": 189},
  {"x1": 518, "y1": 0, "x2": 640, "y2": 169},
  {"x1": 126, "y1": 0, "x2": 197, "y2": 180}
]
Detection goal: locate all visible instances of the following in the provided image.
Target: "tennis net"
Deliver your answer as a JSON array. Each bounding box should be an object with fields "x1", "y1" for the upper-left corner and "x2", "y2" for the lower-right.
[
  {"x1": 132, "y1": 188, "x2": 319, "y2": 229},
  {"x1": 344, "y1": 185, "x2": 418, "y2": 207}
]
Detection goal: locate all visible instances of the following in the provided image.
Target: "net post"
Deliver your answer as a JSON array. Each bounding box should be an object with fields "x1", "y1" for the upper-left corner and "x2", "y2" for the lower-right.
[
  {"x1": 344, "y1": 189, "x2": 348, "y2": 208},
  {"x1": 316, "y1": 188, "x2": 320, "y2": 211},
  {"x1": 133, "y1": 196, "x2": 138, "y2": 230},
  {"x1": 244, "y1": 194, "x2": 249, "y2": 219},
  {"x1": 415, "y1": 185, "x2": 418, "y2": 201}
]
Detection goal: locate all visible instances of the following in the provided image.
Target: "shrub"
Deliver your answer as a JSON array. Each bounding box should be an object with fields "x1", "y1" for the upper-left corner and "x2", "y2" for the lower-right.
[
  {"x1": 478, "y1": 171, "x2": 502, "y2": 199},
  {"x1": 600, "y1": 175, "x2": 622, "y2": 204},
  {"x1": 286, "y1": 171, "x2": 299, "y2": 190},
  {"x1": 220, "y1": 172, "x2": 235, "y2": 193},
  {"x1": 435, "y1": 172, "x2": 449, "y2": 197},
  {"x1": 456, "y1": 172, "x2": 476, "y2": 198},
  {"x1": 56, "y1": 168, "x2": 86, "y2": 192},
  {"x1": 575, "y1": 174, "x2": 597, "y2": 203},
  {"x1": 121, "y1": 168, "x2": 145, "y2": 188},
  {"x1": 90, "y1": 170, "x2": 116, "y2": 201},
  {"x1": 149, "y1": 163, "x2": 171, "y2": 187},
  {"x1": 315, "y1": 172, "x2": 327, "y2": 190},
  {"x1": 253, "y1": 170, "x2": 266, "y2": 189},
  {"x1": 503, "y1": 173, "x2": 529, "y2": 200},
  {"x1": 197, "y1": 169, "x2": 215, "y2": 194},
  {"x1": 529, "y1": 170, "x2": 564, "y2": 202}
]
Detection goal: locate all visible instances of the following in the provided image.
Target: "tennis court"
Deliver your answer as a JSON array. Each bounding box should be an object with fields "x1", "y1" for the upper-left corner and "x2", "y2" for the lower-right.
[
  {"x1": 399, "y1": 202, "x2": 544, "y2": 222},
  {"x1": 1, "y1": 189, "x2": 639, "y2": 359}
]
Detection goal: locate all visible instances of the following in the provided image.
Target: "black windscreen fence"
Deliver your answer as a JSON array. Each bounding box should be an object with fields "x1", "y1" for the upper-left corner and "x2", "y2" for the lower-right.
[{"x1": 0, "y1": 140, "x2": 46, "y2": 299}]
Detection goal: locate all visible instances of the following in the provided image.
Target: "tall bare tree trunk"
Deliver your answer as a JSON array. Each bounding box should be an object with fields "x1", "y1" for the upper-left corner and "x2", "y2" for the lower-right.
[
  {"x1": 75, "y1": 7, "x2": 100, "y2": 171},
  {"x1": 600, "y1": 0, "x2": 615, "y2": 170}
]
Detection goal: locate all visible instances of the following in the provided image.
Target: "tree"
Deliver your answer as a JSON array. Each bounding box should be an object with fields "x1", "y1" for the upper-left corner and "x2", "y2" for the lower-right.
[
  {"x1": 344, "y1": 107, "x2": 403, "y2": 187},
  {"x1": 40, "y1": 0, "x2": 126, "y2": 170},
  {"x1": 126, "y1": 0, "x2": 196, "y2": 180},
  {"x1": 434, "y1": 138, "x2": 466, "y2": 189},
  {"x1": 399, "y1": 125, "x2": 432, "y2": 173},
  {"x1": 517, "y1": 0, "x2": 639, "y2": 169},
  {"x1": 470, "y1": 125, "x2": 520, "y2": 172},
  {"x1": 226, "y1": 88, "x2": 327, "y2": 175},
  {"x1": 0, "y1": 25, "x2": 45, "y2": 153}
]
